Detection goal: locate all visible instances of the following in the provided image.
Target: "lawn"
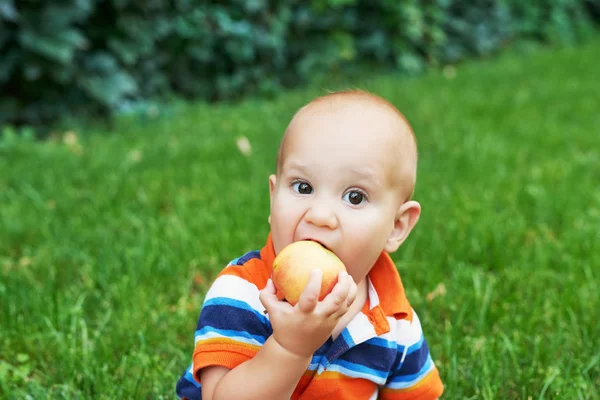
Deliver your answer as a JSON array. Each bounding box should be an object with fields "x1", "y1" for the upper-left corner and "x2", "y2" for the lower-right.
[{"x1": 1, "y1": 38, "x2": 599, "y2": 399}]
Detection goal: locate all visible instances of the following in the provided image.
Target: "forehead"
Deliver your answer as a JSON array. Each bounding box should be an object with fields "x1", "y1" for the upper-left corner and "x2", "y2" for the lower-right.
[
  {"x1": 285, "y1": 112, "x2": 394, "y2": 160},
  {"x1": 287, "y1": 97, "x2": 412, "y2": 156},
  {"x1": 281, "y1": 101, "x2": 412, "y2": 186}
]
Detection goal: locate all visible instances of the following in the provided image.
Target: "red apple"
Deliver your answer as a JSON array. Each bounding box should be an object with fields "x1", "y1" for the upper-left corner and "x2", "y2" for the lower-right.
[{"x1": 272, "y1": 240, "x2": 347, "y2": 306}]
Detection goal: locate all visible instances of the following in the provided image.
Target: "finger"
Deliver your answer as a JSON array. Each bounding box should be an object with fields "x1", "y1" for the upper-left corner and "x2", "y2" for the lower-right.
[
  {"x1": 329, "y1": 275, "x2": 357, "y2": 319},
  {"x1": 297, "y1": 268, "x2": 322, "y2": 313},
  {"x1": 321, "y1": 271, "x2": 351, "y2": 316},
  {"x1": 345, "y1": 275, "x2": 358, "y2": 307},
  {"x1": 259, "y1": 279, "x2": 280, "y2": 314}
]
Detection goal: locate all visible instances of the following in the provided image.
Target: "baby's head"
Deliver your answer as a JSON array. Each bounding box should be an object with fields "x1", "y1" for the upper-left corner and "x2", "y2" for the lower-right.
[{"x1": 268, "y1": 90, "x2": 421, "y2": 284}]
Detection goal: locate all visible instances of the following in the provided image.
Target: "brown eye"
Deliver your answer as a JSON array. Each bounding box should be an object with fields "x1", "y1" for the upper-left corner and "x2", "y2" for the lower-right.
[
  {"x1": 292, "y1": 182, "x2": 313, "y2": 194},
  {"x1": 344, "y1": 190, "x2": 366, "y2": 205}
]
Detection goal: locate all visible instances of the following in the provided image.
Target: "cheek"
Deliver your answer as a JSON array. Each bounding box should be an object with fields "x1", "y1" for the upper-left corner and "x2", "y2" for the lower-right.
[
  {"x1": 343, "y1": 211, "x2": 392, "y2": 254},
  {"x1": 349, "y1": 208, "x2": 392, "y2": 236},
  {"x1": 272, "y1": 194, "x2": 296, "y2": 222},
  {"x1": 270, "y1": 195, "x2": 302, "y2": 242}
]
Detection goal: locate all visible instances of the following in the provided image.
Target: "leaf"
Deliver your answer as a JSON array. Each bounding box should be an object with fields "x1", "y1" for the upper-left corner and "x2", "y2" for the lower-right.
[
  {"x1": 108, "y1": 38, "x2": 140, "y2": 65},
  {"x1": 396, "y1": 51, "x2": 424, "y2": 75},
  {"x1": 18, "y1": 30, "x2": 76, "y2": 64},
  {"x1": 0, "y1": 49, "x2": 18, "y2": 82},
  {"x1": 80, "y1": 70, "x2": 138, "y2": 107},
  {"x1": 57, "y1": 29, "x2": 88, "y2": 49},
  {"x1": 85, "y1": 52, "x2": 118, "y2": 73},
  {"x1": 0, "y1": 0, "x2": 19, "y2": 21}
]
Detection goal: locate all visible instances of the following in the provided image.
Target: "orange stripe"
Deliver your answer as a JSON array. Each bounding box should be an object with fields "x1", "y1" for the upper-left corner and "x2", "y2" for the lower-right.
[
  {"x1": 191, "y1": 340, "x2": 261, "y2": 383},
  {"x1": 293, "y1": 374, "x2": 377, "y2": 400},
  {"x1": 218, "y1": 258, "x2": 270, "y2": 289},
  {"x1": 194, "y1": 337, "x2": 261, "y2": 353},
  {"x1": 311, "y1": 370, "x2": 357, "y2": 380},
  {"x1": 293, "y1": 370, "x2": 317, "y2": 396},
  {"x1": 379, "y1": 368, "x2": 444, "y2": 399}
]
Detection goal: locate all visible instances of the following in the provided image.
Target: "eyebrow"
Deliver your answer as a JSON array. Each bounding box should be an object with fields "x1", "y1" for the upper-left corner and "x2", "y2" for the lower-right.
[
  {"x1": 347, "y1": 167, "x2": 383, "y2": 189},
  {"x1": 282, "y1": 161, "x2": 384, "y2": 190},
  {"x1": 282, "y1": 161, "x2": 311, "y2": 176}
]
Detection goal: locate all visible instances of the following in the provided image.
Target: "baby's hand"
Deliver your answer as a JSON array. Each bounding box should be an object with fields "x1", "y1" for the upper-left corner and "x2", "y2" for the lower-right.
[{"x1": 259, "y1": 269, "x2": 358, "y2": 358}]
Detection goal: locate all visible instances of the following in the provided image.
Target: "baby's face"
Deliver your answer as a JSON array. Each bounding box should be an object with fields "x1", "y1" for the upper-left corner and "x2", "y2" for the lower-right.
[{"x1": 269, "y1": 101, "x2": 415, "y2": 284}]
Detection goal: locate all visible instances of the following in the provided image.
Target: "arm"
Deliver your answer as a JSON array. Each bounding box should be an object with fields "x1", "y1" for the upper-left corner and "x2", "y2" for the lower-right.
[
  {"x1": 202, "y1": 270, "x2": 357, "y2": 400},
  {"x1": 201, "y1": 336, "x2": 310, "y2": 400}
]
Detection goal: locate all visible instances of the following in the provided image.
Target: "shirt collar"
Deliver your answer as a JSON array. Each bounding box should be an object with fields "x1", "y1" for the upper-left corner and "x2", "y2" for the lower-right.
[
  {"x1": 260, "y1": 233, "x2": 277, "y2": 275},
  {"x1": 366, "y1": 252, "x2": 411, "y2": 319},
  {"x1": 260, "y1": 233, "x2": 411, "y2": 319}
]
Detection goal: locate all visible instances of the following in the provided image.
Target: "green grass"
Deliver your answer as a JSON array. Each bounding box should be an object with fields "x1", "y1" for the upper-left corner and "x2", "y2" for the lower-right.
[{"x1": 2, "y1": 38, "x2": 600, "y2": 399}]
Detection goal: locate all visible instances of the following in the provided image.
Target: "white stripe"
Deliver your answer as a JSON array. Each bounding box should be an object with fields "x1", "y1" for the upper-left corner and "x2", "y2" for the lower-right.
[
  {"x1": 388, "y1": 309, "x2": 423, "y2": 347},
  {"x1": 367, "y1": 276, "x2": 380, "y2": 309},
  {"x1": 323, "y1": 363, "x2": 387, "y2": 385},
  {"x1": 346, "y1": 311, "x2": 378, "y2": 345},
  {"x1": 195, "y1": 330, "x2": 263, "y2": 347},
  {"x1": 203, "y1": 274, "x2": 266, "y2": 315},
  {"x1": 368, "y1": 389, "x2": 378, "y2": 400}
]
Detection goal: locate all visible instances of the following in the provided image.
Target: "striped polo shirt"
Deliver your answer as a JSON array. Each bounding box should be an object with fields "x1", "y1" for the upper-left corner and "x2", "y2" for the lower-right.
[{"x1": 176, "y1": 234, "x2": 443, "y2": 399}]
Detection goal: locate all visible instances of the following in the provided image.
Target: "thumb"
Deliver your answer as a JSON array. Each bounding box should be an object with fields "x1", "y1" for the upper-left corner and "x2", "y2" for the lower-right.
[{"x1": 259, "y1": 279, "x2": 279, "y2": 314}]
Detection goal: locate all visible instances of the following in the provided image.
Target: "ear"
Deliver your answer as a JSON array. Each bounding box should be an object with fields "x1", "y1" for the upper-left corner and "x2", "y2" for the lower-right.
[
  {"x1": 384, "y1": 200, "x2": 421, "y2": 253},
  {"x1": 268, "y1": 174, "x2": 277, "y2": 224},
  {"x1": 269, "y1": 174, "x2": 277, "y2": 198}
]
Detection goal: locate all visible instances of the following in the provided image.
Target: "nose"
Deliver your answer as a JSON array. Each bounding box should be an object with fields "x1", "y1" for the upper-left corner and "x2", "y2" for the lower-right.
[{"x1": 304, "y1": 197, "x2": 338, "y2": 229}]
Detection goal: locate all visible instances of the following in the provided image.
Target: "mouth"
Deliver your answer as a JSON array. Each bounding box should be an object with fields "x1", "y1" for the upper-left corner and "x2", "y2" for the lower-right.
[{"x1": 304, "y1": 238, "x2": 330, "y2": 251}]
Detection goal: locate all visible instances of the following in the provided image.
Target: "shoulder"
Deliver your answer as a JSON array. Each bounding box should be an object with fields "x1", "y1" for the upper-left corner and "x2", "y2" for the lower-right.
[
  {"x1": 215, "y1": 249, "x2": 270, "y2": 288},
  {"x1": 202, "y1": 250, "x2": 270, "y2": 314},
  {"x1": 388, "y1": 308, "x2": 426, "y2": 348},
  {"x1": 385, "y1": 308, "x2": 438, "y2": 381}
]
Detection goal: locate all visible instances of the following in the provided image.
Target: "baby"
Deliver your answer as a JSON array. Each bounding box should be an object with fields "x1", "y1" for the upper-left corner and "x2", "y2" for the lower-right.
[{"x1": 176, "y1": 90, "x2": 444, "y2": 399}]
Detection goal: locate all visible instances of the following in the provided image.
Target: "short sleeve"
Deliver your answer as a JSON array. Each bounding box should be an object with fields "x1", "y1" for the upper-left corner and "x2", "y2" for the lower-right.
[
  {"x1": 176, "y1": 266, "x2": 272, "y2": 399},
  {"x1": 379, "y1": 311, "x2": 443, "y2": 400}
]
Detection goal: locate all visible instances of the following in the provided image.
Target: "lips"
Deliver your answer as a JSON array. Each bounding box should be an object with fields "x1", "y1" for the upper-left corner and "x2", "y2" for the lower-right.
[{"x1": 304, "y1": 238, "x2": 330, "y2": 251}]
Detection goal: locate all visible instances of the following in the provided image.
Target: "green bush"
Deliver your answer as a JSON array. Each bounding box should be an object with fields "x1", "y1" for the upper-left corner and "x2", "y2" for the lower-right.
[{"x1": 0, "y1": 0, "x2": 597, "y2": 130}]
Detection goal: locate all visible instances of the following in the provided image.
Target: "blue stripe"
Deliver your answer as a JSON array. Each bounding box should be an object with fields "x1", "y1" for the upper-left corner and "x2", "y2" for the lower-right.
[
  {"x1": 341, "y1": 329, "x2": 355, "y2": 346},
  {"x1": 405, "y1": 334, "x2": 425, "y2": 354},
  {"x1": 366, "y1": 336, "x2": 399, "y2": 349},
  {"x1": 397, "y1": 337, "x2": 430, "y2": 376},
  {"x1": 390, "y1": 356, "x2": 433, "y2": 384},
  {"x1": 324, "y1": 337, "x2": 349, "y2": 363},
  {"x1": 203, "y1": 297, "x2": 267, "y2": 321},
  {"x1": 184, "y1": 368, "x2": 201, "y2": 388},
  {"x1": 195, "y1": 326, "x2": 267, "y2": 345},
  {"x1": 227, "y1": 257, "x2": 240, "y2": 266},
  {"x1": 308, "y1": 354, "x2": 326, "y2": 370},
  {"x1": 333, "y1": 359, "x2": 388, "y2": 380},
  {"x1": 341, "y1": 342, "x2": 396, "y2": 372},
  {"x1": 230, "y1": 250, "x2": 261, "y2": 266},
  {"x1": 198, "y1": 304, "x2": 271, "y2": 339},
  {"x1": 199, "y1": 298, "x2": 269, "y2": 329},
  {"x1": 175, "y1": 367, "x2": 202, "y2": 399}
]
